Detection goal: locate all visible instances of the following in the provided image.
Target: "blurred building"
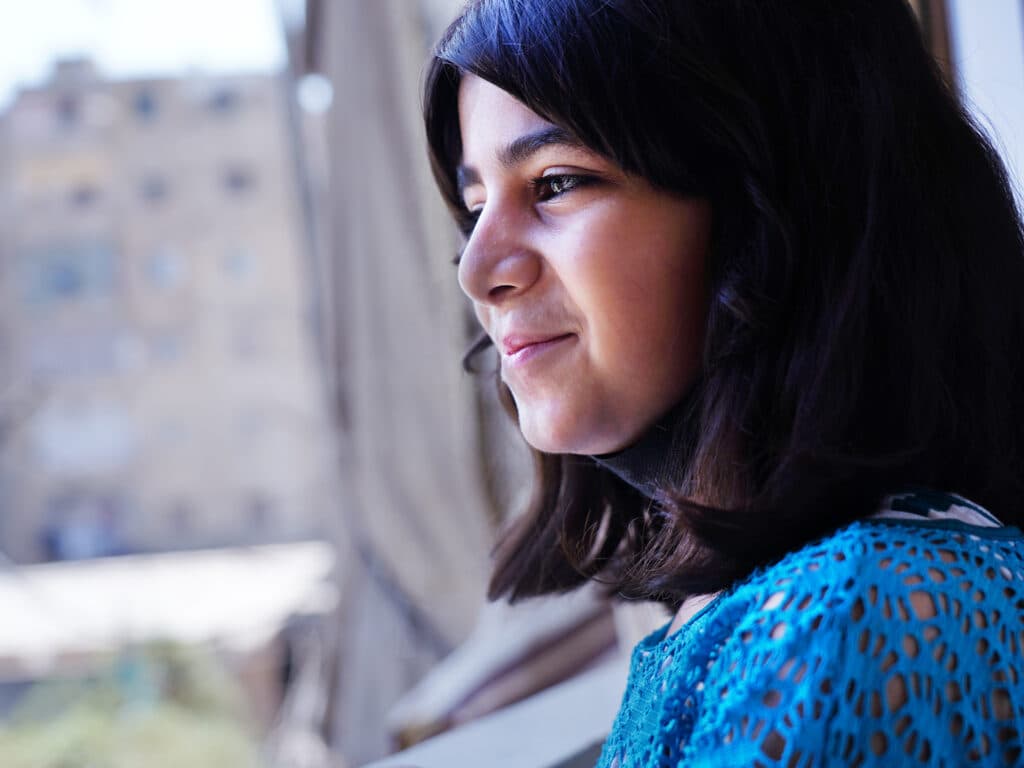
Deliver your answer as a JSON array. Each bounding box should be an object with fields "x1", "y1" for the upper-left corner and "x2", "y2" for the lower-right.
[{"x1": 0, "y1": 58, "x2": 335, "y2": 562}]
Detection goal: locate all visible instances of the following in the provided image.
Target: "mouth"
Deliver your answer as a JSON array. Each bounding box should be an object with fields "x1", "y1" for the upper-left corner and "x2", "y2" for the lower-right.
[{"x1": 501, "y1": 333, "x2": 576, "y2": 365}]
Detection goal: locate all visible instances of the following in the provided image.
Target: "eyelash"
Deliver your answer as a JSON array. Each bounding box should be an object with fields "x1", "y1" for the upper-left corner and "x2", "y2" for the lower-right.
[
  {"x1": 531, "y1": 173, "x2": 592, "y2": 201},
  {"x1": 452, "y1": 174, "x2": 595, "y2": 266}
]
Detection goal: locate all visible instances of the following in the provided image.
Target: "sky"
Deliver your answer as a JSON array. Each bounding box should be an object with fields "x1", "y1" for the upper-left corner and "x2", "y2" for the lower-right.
[
  {"x1": 947, "y1": 0, "x2": 1024, "y2": 206},
  {"x1": 0, "y1": 0, "x2": 288, "y2": 111}
]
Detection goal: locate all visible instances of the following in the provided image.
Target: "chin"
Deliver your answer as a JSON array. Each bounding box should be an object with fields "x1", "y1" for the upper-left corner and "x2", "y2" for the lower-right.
[
  {"x1": 518, "y1": 411, "x2": 628, "y2": 456},
  {"x1": 518, "y1": 413, "x2": 578, "y2": 455}
]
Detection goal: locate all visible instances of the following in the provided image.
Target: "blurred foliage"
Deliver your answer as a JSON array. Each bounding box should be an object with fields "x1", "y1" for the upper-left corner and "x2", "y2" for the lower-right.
[{"x1": 0, "y1": 641, "x2": 263, "y2": 768}]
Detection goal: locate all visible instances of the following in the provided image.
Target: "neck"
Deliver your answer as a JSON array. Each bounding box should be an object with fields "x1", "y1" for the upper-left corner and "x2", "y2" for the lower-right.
[{"x1": 590, "y1": 399, "x2": 692, "y2": 500}]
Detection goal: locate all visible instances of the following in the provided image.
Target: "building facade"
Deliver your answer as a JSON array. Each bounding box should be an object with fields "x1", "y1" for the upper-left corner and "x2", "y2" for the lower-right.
[{"x1": 0, "y1": 59, "x2": 335, "y2": 562}]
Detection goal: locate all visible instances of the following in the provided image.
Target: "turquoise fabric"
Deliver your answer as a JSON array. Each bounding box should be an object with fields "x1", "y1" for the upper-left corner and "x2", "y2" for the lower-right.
[{"x1": 597, "y1": 495, "x2": 1024, "y2": 767}]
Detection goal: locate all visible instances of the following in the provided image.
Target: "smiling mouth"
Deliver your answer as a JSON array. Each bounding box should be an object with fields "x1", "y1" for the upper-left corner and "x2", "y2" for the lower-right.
[{"x1": 503, "y1": 333, "x2": 576, "y2": 366}]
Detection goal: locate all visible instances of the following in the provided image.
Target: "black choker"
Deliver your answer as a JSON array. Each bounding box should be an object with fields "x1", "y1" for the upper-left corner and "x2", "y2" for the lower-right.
[{"x1": 590, "y1": 399, "x2": 692, "y2": 500}]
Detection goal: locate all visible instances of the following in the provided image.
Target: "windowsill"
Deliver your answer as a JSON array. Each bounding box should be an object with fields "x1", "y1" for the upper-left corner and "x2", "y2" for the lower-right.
[{"x1": 363, "y1": 655, "x2": 629, "y2": 768}]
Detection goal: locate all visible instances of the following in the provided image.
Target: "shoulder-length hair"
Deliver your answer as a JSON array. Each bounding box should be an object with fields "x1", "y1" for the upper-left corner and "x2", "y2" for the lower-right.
[{"x1": 423, "y1": 0, "x2": 1024, "y2": 608}]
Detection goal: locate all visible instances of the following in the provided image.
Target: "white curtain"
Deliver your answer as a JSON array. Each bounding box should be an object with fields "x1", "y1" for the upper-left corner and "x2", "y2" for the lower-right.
[{"x1": 305, "y1": 1, "x2": 497, "y2": 762}]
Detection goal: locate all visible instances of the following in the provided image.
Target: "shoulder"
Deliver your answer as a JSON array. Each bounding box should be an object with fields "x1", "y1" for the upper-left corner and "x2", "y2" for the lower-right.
[
  {"x1": 707, "y1": 515, "x2": 1024, "y2": 667},
  {"x1": 723, "y1": 513, "x2": 1024, "y2": 617},
  {"x1": 683, "y1": 517, "x2": 1024, "y2": 765}
]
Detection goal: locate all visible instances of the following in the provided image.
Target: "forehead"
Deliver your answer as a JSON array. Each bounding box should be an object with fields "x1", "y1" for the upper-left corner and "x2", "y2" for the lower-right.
[{"x1": 457, "y1": 75, "x2": 555, "y2": 165}]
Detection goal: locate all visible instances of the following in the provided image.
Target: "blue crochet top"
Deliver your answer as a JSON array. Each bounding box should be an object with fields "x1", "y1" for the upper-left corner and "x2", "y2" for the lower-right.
[{"x1": 596, "y1": 490, "x2": 1024, "y2": 767}]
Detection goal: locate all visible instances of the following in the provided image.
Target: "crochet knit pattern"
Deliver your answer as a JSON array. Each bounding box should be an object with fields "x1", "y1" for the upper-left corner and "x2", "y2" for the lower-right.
[{"x1": 597, "y1": 492, "x2": 1024, "y2": 767}]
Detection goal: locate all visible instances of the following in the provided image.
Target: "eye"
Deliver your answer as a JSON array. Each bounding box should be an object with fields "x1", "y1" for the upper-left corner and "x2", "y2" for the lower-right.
[
  {"x1": 532, "y1": 173, "x2": 593, "y2": 202},
  {"x1": 452, "y1": 208, "x2": 481, "y2": 266},
  {"x1": 458, "y1": 207, "x2": 481, "y2": 238}
]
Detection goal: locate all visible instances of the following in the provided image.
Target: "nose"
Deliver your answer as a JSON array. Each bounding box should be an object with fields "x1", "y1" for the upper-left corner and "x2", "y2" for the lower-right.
[{"x1": 457, "y1": 204, "x2": 541, "y2": 305}]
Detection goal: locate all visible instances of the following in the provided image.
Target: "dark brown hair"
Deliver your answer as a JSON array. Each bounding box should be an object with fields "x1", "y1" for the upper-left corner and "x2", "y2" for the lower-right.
[{"x1": 424, "y1": 0, "x2": 1024, "y2": 608}]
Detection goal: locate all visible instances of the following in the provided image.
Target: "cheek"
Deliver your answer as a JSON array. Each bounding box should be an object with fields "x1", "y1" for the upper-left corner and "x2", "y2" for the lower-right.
[
  {"x1": 579, "y1": 218, "x2": 709, "y2": 389},
  {"x1": 585, "y1": 252, "x2": 706, "y2": 351},
  {"x1": 595, "y1": 303, "x2": 704, "y2": 392}
]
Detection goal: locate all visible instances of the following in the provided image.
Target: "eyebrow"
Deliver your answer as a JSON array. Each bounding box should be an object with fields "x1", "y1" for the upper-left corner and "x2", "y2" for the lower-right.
[{"x1": 456, "y1": 126, "x2": 585, "y2": 194}]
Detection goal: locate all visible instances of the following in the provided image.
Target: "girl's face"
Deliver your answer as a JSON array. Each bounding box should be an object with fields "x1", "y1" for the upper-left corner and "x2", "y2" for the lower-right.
[{"x1": 456, "y1": 75, "x2": 711, "y2": 455}]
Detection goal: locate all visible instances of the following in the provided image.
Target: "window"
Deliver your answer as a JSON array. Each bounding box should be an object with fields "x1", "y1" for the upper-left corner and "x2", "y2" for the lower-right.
[
  {"x1": 140, "y1": 174, "x2": 169, "y2": 204},
  {"x1": 223, "y1": 166, "x2": 255, "y2": 195},
  {"x1": 150, "y1": 331, "x2": 183, "y2": 362},
  {"x1": 146, "y1": 245, "x2": 185, "y2": 289},
  {"x1": 169, "y1": 499, "x2": 196, "y2": 535},
  {"x1": 69, "y1": 183, "x2": 100, "y2": 209},
  {"x1": 207, "y1": 87, "x2": 239, "y2": 114},
  {"x1": 20, "y1": 241, "x2": 116, "y2": 305},
  {"x1": 244, "y1": 494, "x2": 275, "y2": 532},
  {"x1": 31, "y1": 399, "x2": 136, "y2": 473},
  {"x1": 133, "y1": 89, "x2": 157, "y2": 120},
  {"x1": 42, "y1": 492, "x2": 125, "y2": 560},
  {"x1": 55, "y1": 94, "x2": 79, "y2": 128},
  {"x1": 223, "y1": 246, "x2": 254, "y2": 278}
]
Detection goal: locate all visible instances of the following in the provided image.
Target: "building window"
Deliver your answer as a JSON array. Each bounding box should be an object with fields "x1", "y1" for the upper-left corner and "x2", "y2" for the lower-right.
[
  {"x1": 133, "y1": 89, "x2": 158, "y2": 120},
  {"x1": 50, "y1": 264, "x2": 83, "y2": 295},
  {"x1": 31, "y1": 398, "x2": 136, "y2": 472},
  {"x1": 169, "y1": 499, "x2": 195, "y2": 535},
  {"x1": 244, "y1": 494, "x2": 275, "y2": 532},
  {"x1": 223, "y1": 246, "x2": 254, "y2": 278},
  {"x1": 42, "y1": 492, "x2": 126, "y2": 561},
  {"x1": 69, "y1": 183, "x2": 100, "y2": 209},
  {"x1": 55, "y1": 94, "x2": 80, "y2": 128},
  {"x1": 140, "y1": 174, "x2": 169, "y2": 204},
  {"x1": 146, "y1": 245, "x2": 185, "y2": 289},
  {"x1": 223, "y1": 166, "x2": 255, "y2": 195},
  {"x1": 150, "y1": 330, "x2": 183, "y2": 362},
  {"x1": 21, "y1": 241, "x2": 116, "y2": 305},
  {"x1": 207, "y1": 87, "x2": 239, "y2": 114}
]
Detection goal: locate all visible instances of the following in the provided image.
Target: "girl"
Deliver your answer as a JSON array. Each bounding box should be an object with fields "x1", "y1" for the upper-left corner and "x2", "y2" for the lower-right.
[{"x1": 424, "y1": 0, "x2": 1024, "y2": 764}]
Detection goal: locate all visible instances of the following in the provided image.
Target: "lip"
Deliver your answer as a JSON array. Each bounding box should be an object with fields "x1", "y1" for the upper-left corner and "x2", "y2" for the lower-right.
[{"x1": 501, "y1": 332, "x2": 576, "y2": 365}]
